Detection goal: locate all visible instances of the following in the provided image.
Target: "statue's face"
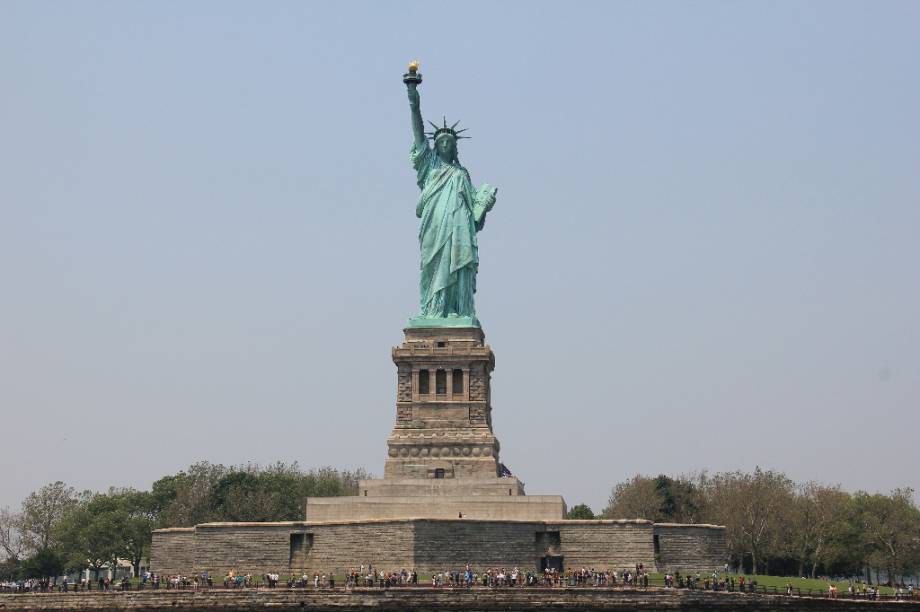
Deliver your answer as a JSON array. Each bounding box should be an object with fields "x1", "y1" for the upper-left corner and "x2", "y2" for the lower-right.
[{"x1": 435, "y1": 136, "x2": 457, "y2": 162}]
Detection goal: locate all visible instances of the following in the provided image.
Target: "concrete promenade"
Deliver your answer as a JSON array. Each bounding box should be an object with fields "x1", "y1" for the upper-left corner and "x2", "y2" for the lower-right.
[{"x1": 0, "y1": 587, "x2": 917, "y2": 611}]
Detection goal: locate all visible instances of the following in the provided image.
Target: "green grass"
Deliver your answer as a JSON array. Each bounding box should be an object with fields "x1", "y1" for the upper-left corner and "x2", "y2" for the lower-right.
[{"x1": 647, "y1": 573, "x2": 897, "y2": 596}]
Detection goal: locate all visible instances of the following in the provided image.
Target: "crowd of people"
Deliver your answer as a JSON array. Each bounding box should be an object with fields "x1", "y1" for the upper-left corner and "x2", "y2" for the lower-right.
[
  {"x1": 152, "y1": 563, "x2": 659, "y2": 590},
  {"x1": 2, "y1": 564, "x2": 917, "y2": 601},
  {"x1": 0, "y1": 575, "x2": 137, "y2": 593},
  {"x1": 661, "y1": 571, "x2": 755, "y2": 592}
]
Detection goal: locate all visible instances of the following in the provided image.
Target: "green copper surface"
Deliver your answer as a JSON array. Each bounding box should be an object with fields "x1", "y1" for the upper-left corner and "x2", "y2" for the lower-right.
[
  {"x1": 406, "y1": 314, "x2": 481, "y2": 329},
  {"x1": 405, "y1": 68, "x2": 497, "y2": 328}
]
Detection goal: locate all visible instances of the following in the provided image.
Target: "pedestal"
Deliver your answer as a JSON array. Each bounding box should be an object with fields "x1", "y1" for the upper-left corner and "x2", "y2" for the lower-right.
[
  {"x1": 386, "y1": 326, "x2": 499, "y2": 480},
  {"x1": 304, "y1": 325, "x2": 566, "y2": 521}
]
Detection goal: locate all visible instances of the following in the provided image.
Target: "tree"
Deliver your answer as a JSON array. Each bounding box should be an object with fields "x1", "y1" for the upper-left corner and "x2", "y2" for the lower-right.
[
  {"x1": 19, "y1": 482, "x2": 79, "y2": 552},
  {"x1": 20, "y1": 547, "x2": 64, "y2": 580},
  {"x1": 53, "y1": 489, "x2": 156, "y2": 580},
  {"x1": 211, "y1": 470, "x2": 282, "y2": 522},
  {"x1": 566, "y1": 504, "x2": 595, "y2": 520},
  {"x1": 149, "y1": 461, "x2": 371, "y2": 527},
  {"x1": 654, "y1": 475, "x2": 706, "y2": 523},
  {"x1": 602, "y1": 475, "x2": 662, "y2": 520},
  {"x1": 55, "y1": 499, "x2": 123, "y2": 581},
  {"x1": 7, "y1": 462, "x2": 375, "y2": 581},
  {"x1": 150, "y1": 462, "x2": 228, "y2": 527},
  {"x1": 110, "y1": 490, "x2": 155, "y2": 577},
  {"x1": 0, "y1": 556, "x2": 21, "y2": 581},
  {"x1": 703, "y1": 467, "x2": 794, "y2": 574},
  {"x1": 210, "y1": 463, "x2": 371, "y2": 522},
  {"x1": 602, "y1": 474, "x2": 706, "y2": 523},
  {"x1": 0, "y1": 507, "x2": 27, "y2": 562},
  {"x1": 851, "y1": 489, "x2": 920, "y2": 584},
  {"x1": 787, "y1": 483, "x2": 851, "y2": 578}
]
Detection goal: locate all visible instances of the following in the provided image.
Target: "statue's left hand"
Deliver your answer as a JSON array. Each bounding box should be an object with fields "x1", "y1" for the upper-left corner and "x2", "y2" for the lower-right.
[
  {"x1": 487, "y1": 187, "x2": 497, "y2": 211},
  {"x1": 478, "y1": 184, "x2": 497, "y2": 211}
]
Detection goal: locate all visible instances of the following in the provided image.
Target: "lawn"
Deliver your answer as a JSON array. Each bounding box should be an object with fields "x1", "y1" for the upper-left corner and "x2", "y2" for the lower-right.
[{"x1": 647, "y1": 572, "x2": 896, "y2": 596}]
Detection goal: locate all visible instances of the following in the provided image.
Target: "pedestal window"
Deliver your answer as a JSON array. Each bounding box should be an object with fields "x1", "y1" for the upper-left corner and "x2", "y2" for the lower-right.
[
  {"x1": 435, "y1": 369, "x2": 447, "y2": 395},
  {"x1": 452, "y1": 369, "x2": 463, "y2": 395},
  {"x1": 418, "y1": 369, "x2": 430, "y2": 395}
]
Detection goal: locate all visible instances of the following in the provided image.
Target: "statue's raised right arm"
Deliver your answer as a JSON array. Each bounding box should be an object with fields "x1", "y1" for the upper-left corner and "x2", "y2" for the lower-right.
[{"x1": 407, "y1": 83, "x2": 425, "y2": 148}]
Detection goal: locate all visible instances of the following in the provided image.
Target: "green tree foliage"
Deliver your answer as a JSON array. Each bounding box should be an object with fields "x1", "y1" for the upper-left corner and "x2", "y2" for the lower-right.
[
  {"x1": 604, "y1": 470, "x2": 920, "y2": 580},
  {"x1": 110, "y1": 490, "x2": 156, "y2": 577},
  {"x1": 654, "y1": 475, "x2": 705, "y2": 523},
  {"x1": 19, "y1": 547, "x2": 64, "y2": 580},
  {"x1": 6, "y1": 464, "x2": 368, "y2": 580},
  {"x1": 149, "y1": 461, "x2": 369, "y2": 527},
  {"x1": 55, "y1": 495, "x2": 125, "y2": 578},
  {"x1": 150, "y1": 461, "x2": 228, "y2": 528},
  {"x1": 851, "y1": 488, "x2": 920, "y2": 583},
  {"x1": 565, "y1": 504, "x2": 595, "y2": 520},
  {"x1": 787, "y1": 483, "x2": 851, "y2": 578},
  {"x1": 602, "y1": 475, "x2": 662, "y2": 520},
  {"x1": 209, "y1": 463, "x2": 327, "y2": 522},
  {"x1": 18, "y1": 482, "x2": 79, "y2": 552},
  {"x1": 603, "y1": 474, "x2": 705, "y2": 523},
  {"x1": 0, "y1": 556, "x2": 21, "y2": 580},
  {"x1": 705, "y1": 468, "x2": 795, "y2": 575}
]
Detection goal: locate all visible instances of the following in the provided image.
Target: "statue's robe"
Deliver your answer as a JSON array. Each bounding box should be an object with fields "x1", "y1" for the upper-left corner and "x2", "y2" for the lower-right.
[{"x1": 411, "y1": 141, "x2": 493, "y2": 318}]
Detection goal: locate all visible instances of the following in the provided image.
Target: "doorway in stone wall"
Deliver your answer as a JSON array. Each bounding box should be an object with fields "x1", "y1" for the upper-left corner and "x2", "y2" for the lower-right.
[
  {"x1": 289, "y1": 532, "x2": 313, "y2": 569},
  {"x1": 540, "y1": 555, "x2": 564, "y2": 573}
]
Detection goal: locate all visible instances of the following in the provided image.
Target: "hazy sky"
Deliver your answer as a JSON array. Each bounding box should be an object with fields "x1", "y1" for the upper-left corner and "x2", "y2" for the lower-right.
[{"x1": 1, "y1": 1, "x2": 918, "y2": 515}]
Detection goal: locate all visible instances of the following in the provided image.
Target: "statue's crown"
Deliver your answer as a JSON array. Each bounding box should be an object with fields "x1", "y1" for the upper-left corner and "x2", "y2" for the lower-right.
[{"x1": 425, "y1": 116, "x2": 470, "y2": 141}]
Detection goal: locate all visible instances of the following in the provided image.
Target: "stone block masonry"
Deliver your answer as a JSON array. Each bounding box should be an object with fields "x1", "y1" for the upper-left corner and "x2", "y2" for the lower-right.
[
  {"x1": 151, "y1": 518, "x2": 726, "y2": 576},
  {"x1": 556, "y1": 521, "x2": 658, "y2": 569},
  {"x1": 0, "y1": 587, "x2": 910, "y2": 611},
  {"x1": 653, "y1": 523, "x2": 728, "y2": 572},
  {"x1": 148, "y1": 528, "x2": 195, "y2": 576}
]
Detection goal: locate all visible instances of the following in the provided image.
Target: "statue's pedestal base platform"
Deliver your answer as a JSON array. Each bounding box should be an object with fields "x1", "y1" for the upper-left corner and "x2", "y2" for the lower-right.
[
  {"x1": 306, "y1": 477, "x2": 565, "y2": 521},
  {"x1": 305, "y1": 491, "x2": 565, "y2": 522},
  {"x1": 361, "y1": 477, "x2": 525, "y2": 498}
]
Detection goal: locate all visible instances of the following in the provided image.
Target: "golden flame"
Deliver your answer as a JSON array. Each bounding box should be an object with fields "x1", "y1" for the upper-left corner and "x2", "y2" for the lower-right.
[{"x1": 408, "y1": 60, "x2": 419, "y2": 74}]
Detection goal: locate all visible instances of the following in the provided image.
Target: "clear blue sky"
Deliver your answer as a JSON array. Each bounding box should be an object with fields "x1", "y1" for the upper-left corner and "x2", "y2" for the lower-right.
[{"x1": 1, "y1": 1, "x2": 918, "y2": 514}]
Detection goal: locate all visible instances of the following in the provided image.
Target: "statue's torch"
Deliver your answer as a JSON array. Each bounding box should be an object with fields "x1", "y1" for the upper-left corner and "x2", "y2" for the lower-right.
[{"x1": 403, "y1": 60, "x2": 422, "y2": 86}]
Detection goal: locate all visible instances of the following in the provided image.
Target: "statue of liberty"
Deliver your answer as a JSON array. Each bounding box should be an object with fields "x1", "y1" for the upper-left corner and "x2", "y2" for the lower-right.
[{"x1": 404, "y1": 62, "x2": 497, "y2": 328}]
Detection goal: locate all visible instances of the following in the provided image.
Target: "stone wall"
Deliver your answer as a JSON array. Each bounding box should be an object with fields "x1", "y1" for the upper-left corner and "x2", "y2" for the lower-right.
[
  {"x1": 195, "y1": 523, "x2": 292, "y2": 576},
  {"x1": 0, "y1": 588, "x2": 909, "y2": 611},
  {"x1": 305, "y1": 495, "x2": 565, "y2": 522},
  {"x1": 148, "y1": 528, "x2": 195, "y2": 575},
  {"x1": 556, "y1": 521, "x2": 657, "y2": 570},
  {"x1": 151, "y1": 519, "x2": 725, "y2": 577},
  {"x1": 413, "y1": 519, "x2": 542, "y2": 572},
  {"x1": 654, "y1": 523, "x2": 727, "y2": 572},
  {"x1": 301, "y1": 521, "x2": 415, "y2": 574}
]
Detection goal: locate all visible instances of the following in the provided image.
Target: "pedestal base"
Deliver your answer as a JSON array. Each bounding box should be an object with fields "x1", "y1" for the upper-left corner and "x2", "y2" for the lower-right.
[{"x1": 305, "y1": 494, "x2": 566, "y2": 521}]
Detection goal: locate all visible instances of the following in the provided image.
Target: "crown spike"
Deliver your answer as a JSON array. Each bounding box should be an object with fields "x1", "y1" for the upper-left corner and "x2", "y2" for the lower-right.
[
  {"x1": 450, "y1": 120, "x2": 461, "y2": 130},
  {"x1": 443, "y1": 116, "x2": 447, "y2": 128},
  {"x1": 427, "y1": 120, "x2": 439, "y2": 130}
]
